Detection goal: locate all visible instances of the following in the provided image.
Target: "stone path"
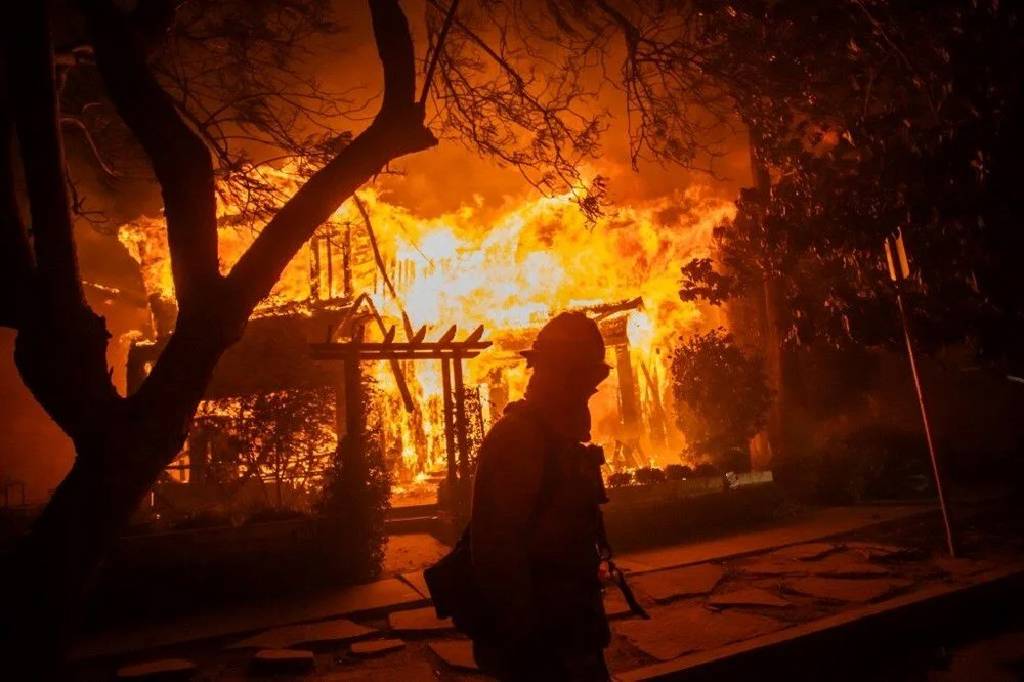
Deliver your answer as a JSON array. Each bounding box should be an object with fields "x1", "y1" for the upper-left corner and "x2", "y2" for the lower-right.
[
  {"x1": 615, "y1": 605, "x2": 784, "y2": 661},
  {"x1": 387, "y1": 606, "x2": 454, "y2": 633},
  {"x1": 115, "y1": 658, "x2": 196, "y2": 680},
  {"x1": 80, "y1": 501, "x2": 1024, "y2": 682},
  {"x1": 630, "y1": 564, "x2": 725, "y2": 603},
  {"x1": 226, "y1": 618, "x2": 375, "y2": 649},
  {"x1": 618, "y1": 504, "x2": 932, "y2": 572},
  {"x1": 250, "y1": 648, "x2": 315, "y2": 674},
  {"x1": 349, "y1": 638, "x2": 406, "y2": 657},
  {"x1": 707, "y1": 588, "x2": 791, "y2": 609},
  {"x1": 73, "y1": 504, "x2": 932, "y2": 664},
  {"x1": 783, "y1": 577, "x2": 912, "y2": 603}
]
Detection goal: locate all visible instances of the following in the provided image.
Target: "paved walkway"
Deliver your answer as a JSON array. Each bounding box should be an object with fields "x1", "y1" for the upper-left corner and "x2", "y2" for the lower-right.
[
  {"x1": 74, "y1": 502, "x2": 990, "y2": 681},
  {"x1": 616, "y1": 503, "x2": 934, "y2": 572}
]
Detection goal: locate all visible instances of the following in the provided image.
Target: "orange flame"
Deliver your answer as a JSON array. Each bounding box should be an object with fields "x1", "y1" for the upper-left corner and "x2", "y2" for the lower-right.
[{"x1": 119, "y1": 169, "x2": 735, "y2": 498}]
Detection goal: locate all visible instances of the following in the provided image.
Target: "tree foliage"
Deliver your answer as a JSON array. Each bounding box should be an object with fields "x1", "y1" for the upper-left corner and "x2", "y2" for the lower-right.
[
  {"x1": 680, "y1": 0, "x2": 1024, "y2": 365},
  {"x1": 193, "y1": 387, "x2": 336, "y2": 507},
  {"x1": 670, "y1": 329, "x2": 771, "y2": 463}
]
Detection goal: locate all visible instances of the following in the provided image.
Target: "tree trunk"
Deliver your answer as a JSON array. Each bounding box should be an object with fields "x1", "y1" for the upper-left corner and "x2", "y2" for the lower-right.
[
  {"x1": 0, "y1": 3, "x2": 434, "y2": 674},
  {"x1": 5, "y1": 429, "x2": 181, "y2": 676},
  {"x1": 2, "y1": 317, "x2": 228, "y2": 677},
  {"x1": 747, "y1": 123, "x2": 787, "y2": 464}
]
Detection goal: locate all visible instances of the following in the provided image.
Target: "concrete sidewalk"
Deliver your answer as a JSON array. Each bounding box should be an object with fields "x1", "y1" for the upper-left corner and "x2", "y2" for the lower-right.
[{"x1": 71, "y1": 503, "x2": 933, "y2": 664}]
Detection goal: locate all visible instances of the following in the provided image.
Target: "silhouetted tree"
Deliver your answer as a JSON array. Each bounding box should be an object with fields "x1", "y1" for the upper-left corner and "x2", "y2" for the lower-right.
[
  {"x1": 678, "y1": 0, "x2": 1024, "y2": 452},
  {"x1": 0, "y1": 0, "x2": 435, "y2": 671}
]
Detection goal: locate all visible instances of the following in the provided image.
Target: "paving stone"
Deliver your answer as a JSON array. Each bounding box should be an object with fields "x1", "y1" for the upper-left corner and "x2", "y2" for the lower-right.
[
  {"x1": 319, "y1": 662, "x2": 437, "y2": 681},
  {"x1": 934, "y1": 557, "x2": 995, "y2": 578},
  {"x1": 707, "y1": 588, "x2": 791, "y2": 609},
  {"x1": 739, "y1": 559, "x2": 809, "y2": 577},
  {"x1": 772, "y1": 542, "x2": 842, "y2": 561},
  {"x1": 604, "y1": 588, "x2": 633, "y2": 618},
  {"x1": 615, "y1": 605, "x2": 784, "y2": 661},
  {"x1": 250, "y1": 648, "x2": 315, "y2": 674},
  {"x1": 428, "y1": 640, "x2": 479, "y2": 671},
  {"x1": 632, "y1": 564, "x2": 725, "y2": 603},
  {"x1": 312, "y1": 578, "x2": 424, "y2": 620},
  {"x1": 227, "y1": 619, "x2": 375, "y2": 649},
  {"x1": 846, "y1": 542, "x2": 923, "y2": 562},
  {"x1": 399, "y1": 570, "x2": 431, "y2": 599},
  {"x1": 807, "y1": 552, "x2": 893, "y2": 578},
  {"x1": 784, "y1": 577, "x2": 912, "y2": 603},
  {"x1": 115, "y1": 658, "x2": 197, "y2": 680},
  {"x1": 388, "y1": 606, "x2": 454, "y2": 633},
  {"x1": 611, "y1": 557, "x2": 651, "y2": 574},
  {"x1": 350, "y1": 638, "x2": 407, "y2": 657}
]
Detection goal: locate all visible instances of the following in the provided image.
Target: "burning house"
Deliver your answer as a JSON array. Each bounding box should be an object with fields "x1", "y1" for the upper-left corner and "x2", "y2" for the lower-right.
[{"x1": 121, "y1": 184, "x2": 735, "y2": 520}]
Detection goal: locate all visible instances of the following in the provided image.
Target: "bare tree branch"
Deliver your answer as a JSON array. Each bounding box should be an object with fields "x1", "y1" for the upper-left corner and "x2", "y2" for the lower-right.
[
  {"x1": 60, "y1": 115, "x2": 120, "y2": 179},
  {"x1": 420, "y1": 0, "x2": 461, "y2": 105},
  {"x1": 226, "y1": 0, "x2": 437, "y2": 312},
  {"x1": 79, "y1": 0, "x2": 220, "y2": 313}
]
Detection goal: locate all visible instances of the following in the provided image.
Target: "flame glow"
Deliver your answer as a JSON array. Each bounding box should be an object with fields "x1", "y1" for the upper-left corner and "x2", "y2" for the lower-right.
[{"x1": 119, "y1": 170, "x2": 735, "y2": 504}]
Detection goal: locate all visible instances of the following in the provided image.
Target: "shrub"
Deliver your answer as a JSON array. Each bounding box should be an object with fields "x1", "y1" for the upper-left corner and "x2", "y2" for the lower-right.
[
  {"x1": 607, "y1": 471, "x2": 634, "y2": 488},
  {"x1": 665, "y1": 464, "x2": 692, "y2": 480},
  {"x1": 634, "y1": 467, "x2": 667, "y2": 486},
  {"x1": 318, "y1": 372, "x2": 391, "y2": 582},
  {"x1": 671, "y1": 329, "x2": 772, "y2": 469},
  {"x1": 812, "y1": 426, "x2": 933, "y2": 503},
  {"x1": 693, "y1": 462, "x2": 721, "y2": 478}
]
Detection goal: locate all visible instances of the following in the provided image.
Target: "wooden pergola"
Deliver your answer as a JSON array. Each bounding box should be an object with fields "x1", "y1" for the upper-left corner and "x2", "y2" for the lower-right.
[{"x1": 310, "y1": 295, "x2": 491, "y2": 512}]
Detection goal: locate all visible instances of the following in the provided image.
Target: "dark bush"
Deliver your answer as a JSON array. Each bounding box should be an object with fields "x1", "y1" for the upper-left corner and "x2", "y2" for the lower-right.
[
  {"x1": 634, "y1": 467, "x2": 667, "y2": 486},
  {"x1": 607, "y1": 471, "x2": 634, "y2": 488},
  {"x1": 665, "y1": 464, "x2": 693, "y2": 480},
  {"x1": 168, "y1": 510, "x2": 230, "y2": 530},
  {"x1": 812, "y1": 426, "x2": 933, "y2": 504},
  {"x1": 245, "y1": 507, "x2": 306, "y2": 524},
  {"x1": 318, "y1": 373, "x2": 391, "y2": 582},
  {"x1": 671, "y1": 330, "x2": 771, "y2": 469},
  {"x1": 693, "y1": 463, "x2": 720, "y2": 477}
]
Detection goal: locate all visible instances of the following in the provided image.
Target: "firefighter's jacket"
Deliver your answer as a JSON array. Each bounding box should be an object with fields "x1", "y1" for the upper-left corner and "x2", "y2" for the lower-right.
[{"x1": 469, "y1": 399, "x2": 610, "y2": 650}]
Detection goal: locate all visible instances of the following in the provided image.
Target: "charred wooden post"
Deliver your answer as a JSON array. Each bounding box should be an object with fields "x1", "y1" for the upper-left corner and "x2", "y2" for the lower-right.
[
  {"x1": 325, "y1": 230, "x2": 335, "y2": 297},
  {"x1": 453, "y1": 353, "x2": 471, "y2": 511},
  {"x1": 441, "y1": 356, "x2": 457, "y2": 499},
  {"x1": 601, "y1": 315, "x2": 643, "y2": 440},
  {"x1": 342, "y1": 325, "x2": 366, "y2": 467},
  {"x1": 639, "y1": 360, "x2": 669, "y2": 448},
  {"x1": 309, "y1": 234, "x2": 322, "y2": 300},
  {"x1": 343, "y1": 222, "x2": 354, "y2": 299}
]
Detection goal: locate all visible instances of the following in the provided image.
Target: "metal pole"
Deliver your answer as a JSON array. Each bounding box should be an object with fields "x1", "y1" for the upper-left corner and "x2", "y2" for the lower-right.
[{"x1": 896, "y1": 292, "x2": 957, "y2": 557}]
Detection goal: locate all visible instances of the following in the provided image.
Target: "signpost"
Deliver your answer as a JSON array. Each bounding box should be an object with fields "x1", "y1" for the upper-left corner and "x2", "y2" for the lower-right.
[{"x1": 885, "y1": 231, "x2": 957, "y2": 557}]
